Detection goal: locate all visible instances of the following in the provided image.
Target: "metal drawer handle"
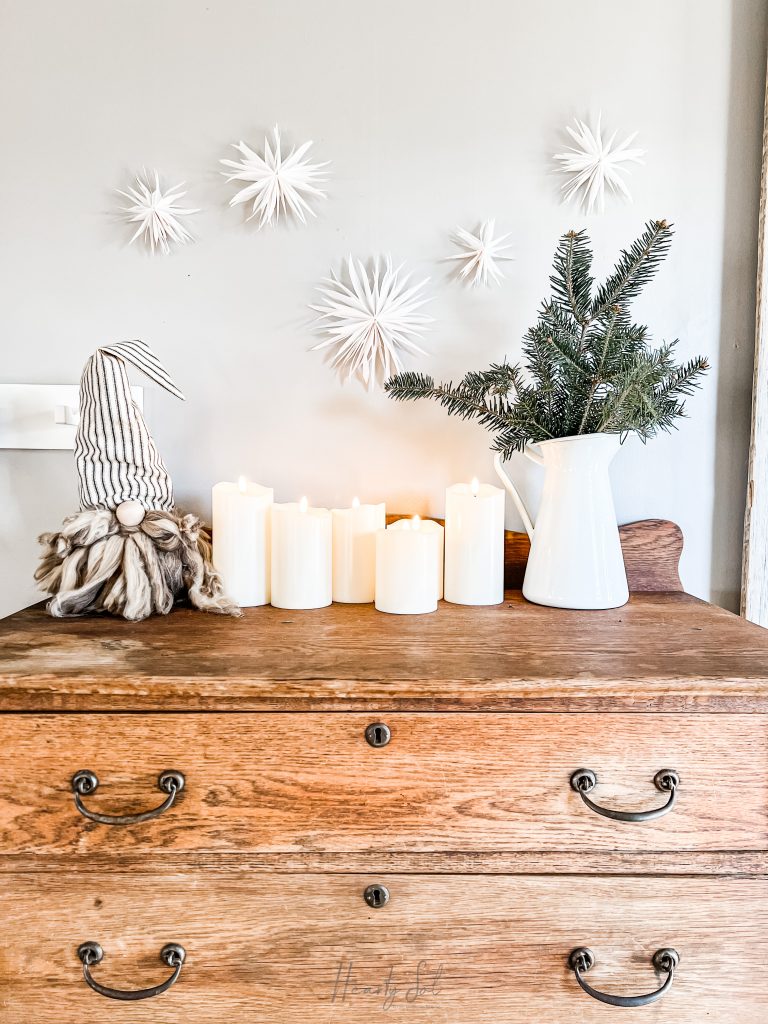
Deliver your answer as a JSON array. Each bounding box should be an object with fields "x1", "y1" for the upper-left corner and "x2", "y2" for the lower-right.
[
  {"x1": 71, "y1": 770, "x2": 185, "y2": 825},
  {"x1": 570, "y1": 768, "x2": 679, "y2": 822},
  {"x1": 569, "y1": 947, "x2": 679, "y2": 1008},
  {"x1": 77, "y1": 941, "x2": 186, "y2": 1001}
]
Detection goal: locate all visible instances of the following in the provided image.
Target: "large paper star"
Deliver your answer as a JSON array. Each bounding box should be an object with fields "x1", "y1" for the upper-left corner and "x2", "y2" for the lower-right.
[{"x1": 312, "y1": 256, "x2": 433, "y2": 390}]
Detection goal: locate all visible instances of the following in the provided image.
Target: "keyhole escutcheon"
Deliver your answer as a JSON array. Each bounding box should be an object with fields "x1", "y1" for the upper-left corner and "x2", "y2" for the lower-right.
[
  {"x1": 363, "y1": 884, "x2": 390, "y2": 908},
  {"x1": 365, "y1": 722, "x2": 391, "y2": 748}
]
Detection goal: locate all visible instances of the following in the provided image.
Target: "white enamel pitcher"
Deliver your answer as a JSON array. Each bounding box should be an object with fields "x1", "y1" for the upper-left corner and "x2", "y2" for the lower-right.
[{"x1": 493, "y1": 433, "x2": 629, "y2": 609}]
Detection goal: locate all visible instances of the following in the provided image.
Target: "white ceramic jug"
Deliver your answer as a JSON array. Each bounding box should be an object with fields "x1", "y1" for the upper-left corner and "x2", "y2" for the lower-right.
[{"x1": 493, "y1": 433, "x2": 629, "y2": 610}]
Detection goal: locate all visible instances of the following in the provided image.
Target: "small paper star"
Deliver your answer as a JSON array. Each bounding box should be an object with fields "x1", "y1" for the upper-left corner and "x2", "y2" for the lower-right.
[{"x1": 444, "y1": 219, "x2": 514, "y2": 287}]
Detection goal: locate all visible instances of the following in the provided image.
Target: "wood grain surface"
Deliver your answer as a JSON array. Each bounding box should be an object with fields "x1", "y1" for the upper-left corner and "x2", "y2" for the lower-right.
[
  {"x1": 386, "y1": 516, "x2": 685, "y2": 592},
  {"x1": 3, "y1": 848, "x2": 766, "y2": 876},
  {"x1": 2, "y1": 591, "x2": 768, "y2": 712},
  {"x1": 1, "y1": 713, "x2": 765, "y2": 856},
  {"x1": 2, "y1": 872, "x2": 767, "y2": 1023}
]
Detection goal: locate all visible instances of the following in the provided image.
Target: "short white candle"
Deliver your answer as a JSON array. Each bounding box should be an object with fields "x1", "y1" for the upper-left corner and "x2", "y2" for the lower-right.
[
  {"x1": 332, "y1": 497, "x2": 386, "y2": 603},
  {"x1": 375, "y1": 516, "x2": 444, "y2": 615},
  {"x1": 212, "y1": 477, "x2": 273, "y2": 607},
  {"x1": 271, "y1": 497, "x2": 332, "y2": 609},
  {"x1": 444, "y1": 477, "x2": 505, "y2": 605}
]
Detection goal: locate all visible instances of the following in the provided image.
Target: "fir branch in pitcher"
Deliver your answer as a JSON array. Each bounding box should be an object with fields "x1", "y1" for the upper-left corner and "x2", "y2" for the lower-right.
[{"x1": 385, "y1": 220, "x2": 709, "y2": 458}]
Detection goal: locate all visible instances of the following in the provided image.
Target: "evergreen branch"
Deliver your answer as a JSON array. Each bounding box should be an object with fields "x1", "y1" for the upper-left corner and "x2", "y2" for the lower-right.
[
  {"x1": 384, "y1": 371, "x2": 440, "y2": 402},
  {"x1": 550, "y1": 229, "x2": 593, "y2": 327},
  {"x1": 591, "y1": 219, "x2": 673, "y2": 319},
  {"x1": 577, "y1": 305, "x2": 621, "y2": 433},
  {"x1": 545, "y1": 334, "x2": 592, "y2": 379},
  {"x1": 385, "y1": 371, "x2": 514, "y2": 432},
  {"x1": 654, "y1": 353, "x2": 710, "y2": 399},
  {"x1": 385, "y1": 222, "x2": 707, "y2": 451}
]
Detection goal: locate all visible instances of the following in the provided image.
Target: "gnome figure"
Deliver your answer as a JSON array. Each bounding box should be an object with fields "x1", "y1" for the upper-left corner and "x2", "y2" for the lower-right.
[{"x1": 36, "y1": 340, "x2": 239, "y2": 621}]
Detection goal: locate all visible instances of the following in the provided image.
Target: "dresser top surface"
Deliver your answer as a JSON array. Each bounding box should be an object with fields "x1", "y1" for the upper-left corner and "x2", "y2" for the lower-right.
[{"x1": 0, "y1": 591, "x2": 766, "y2": 712}]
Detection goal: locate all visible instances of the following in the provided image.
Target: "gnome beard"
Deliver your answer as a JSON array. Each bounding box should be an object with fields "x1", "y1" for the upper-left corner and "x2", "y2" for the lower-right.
[
  {"x1": 36, "y1": 341, "x2": 240, "y2": 621},
  {"x1": 37, "y1": 506, "x2": 238, "y2": 621}
]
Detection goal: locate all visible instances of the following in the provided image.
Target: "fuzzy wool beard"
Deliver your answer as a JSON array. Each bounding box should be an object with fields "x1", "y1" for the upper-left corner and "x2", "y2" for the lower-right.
[{"x1": 36, "y1": 509, "x2": 241, "y2": 621}]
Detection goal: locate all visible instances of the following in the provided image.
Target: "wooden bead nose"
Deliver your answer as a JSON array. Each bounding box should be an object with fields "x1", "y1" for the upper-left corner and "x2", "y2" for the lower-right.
[{"x1": 115, "y1": 500, "x2": 146, "y2": 527}]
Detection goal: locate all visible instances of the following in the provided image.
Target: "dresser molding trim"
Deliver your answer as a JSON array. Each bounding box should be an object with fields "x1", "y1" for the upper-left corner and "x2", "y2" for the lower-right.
[{"x1": 2, "y1": 851, "x2": 767, "y2": 876}]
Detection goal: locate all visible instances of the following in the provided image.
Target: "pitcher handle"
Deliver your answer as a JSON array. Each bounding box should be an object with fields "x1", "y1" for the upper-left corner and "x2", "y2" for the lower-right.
[
  {"x1": 524, "y1": 442, "x2": 545, "y2": 466},
  {"x1": 493, "y1": 452, "x2": 535, "y2": 539}
]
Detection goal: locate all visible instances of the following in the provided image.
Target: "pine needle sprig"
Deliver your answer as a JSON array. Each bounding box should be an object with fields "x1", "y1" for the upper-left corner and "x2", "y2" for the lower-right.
[
  {"x1": 385, "y1": 221, "x2": 707, "y2": 452},
  {"x1": 385, "y1": 368, "x2": 517, "y2": 434},
  {"x1": 591, "y1": 219, "x2": 673, "y2": 319},
  {"x1": 550, "y1": 229, "x2": 593, "y2": 327}
]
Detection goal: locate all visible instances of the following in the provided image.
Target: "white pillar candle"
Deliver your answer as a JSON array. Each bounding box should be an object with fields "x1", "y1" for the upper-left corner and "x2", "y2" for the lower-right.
[
  {"x1": 331, "y1": 497, "x2": 386, "y2": 603},
  {"x1": 375, "y1": 516, "x2": 444, "y2": 615},
  {"x1": 444, "y1": 477, "x2": 505, "y2": 605},
  {"x1": 212, "y1": 477, "x2": 273, "y2": 607},
  {"x1": 271, "y1": 498, "x2": 332, "y2": 609}
]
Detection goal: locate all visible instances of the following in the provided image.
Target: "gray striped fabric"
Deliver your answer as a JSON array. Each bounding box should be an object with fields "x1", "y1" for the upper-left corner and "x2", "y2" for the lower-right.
[{"x1": 75, "y1": 340, "x2": 185, "y2": 512}]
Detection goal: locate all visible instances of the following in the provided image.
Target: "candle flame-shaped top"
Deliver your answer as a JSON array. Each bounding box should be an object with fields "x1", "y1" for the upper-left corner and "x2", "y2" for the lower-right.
[
  {"x1": 299, "y1": 496, "x2": 309, "y2": 513},
  {"x1": 412, "y1": 514, "x2": 421, "y2": 530},
  {"x1": 352, "y1": 496, "x2": 360, "y2": 509},
  {"x1": 238, "y1": 475, "x2": 248, "y2": 494},
  {"x1": 471, "y1": 477, "x2": 480, "y2": 497}
]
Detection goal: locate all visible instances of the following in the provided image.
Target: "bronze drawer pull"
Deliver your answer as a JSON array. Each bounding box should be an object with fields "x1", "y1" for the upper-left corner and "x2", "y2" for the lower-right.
[
  {"x1": 569, "y1": 947, "x2": 679, "y2": 1008},
  {"x1": 71, "y1": 769, "x2": 185, "y2": 825},
  {"x1": 77, "y1": 942, "x2": 186, "y2": 1001},
  {"x1": 570, "y1": 768, "x2": 679, "y2": 822}
]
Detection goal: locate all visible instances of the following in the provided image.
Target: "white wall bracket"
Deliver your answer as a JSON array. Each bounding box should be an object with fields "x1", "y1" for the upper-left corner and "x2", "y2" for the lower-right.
[{"x1": 0, "y1": 384, "x2": 143, "y2": 450}]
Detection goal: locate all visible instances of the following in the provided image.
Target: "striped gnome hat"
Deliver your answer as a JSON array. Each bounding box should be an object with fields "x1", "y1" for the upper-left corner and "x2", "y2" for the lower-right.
[
  {"x1": 76, "y1": 339, "x2": 183, "y2": 513},
  {"x1": 36, "y1": 340, "x2": 238, "y2": 621}
]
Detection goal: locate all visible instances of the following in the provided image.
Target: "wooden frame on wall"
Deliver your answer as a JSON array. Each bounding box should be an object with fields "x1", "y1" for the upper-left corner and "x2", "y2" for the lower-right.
[{"x1": 742, "y1": 61, "x2": 768, "y2": 624}]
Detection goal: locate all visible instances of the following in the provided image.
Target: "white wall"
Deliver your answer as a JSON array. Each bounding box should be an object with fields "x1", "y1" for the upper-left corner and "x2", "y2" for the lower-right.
[{"x1": 1, "y1": 0, "x2": 766, "y2": 618}]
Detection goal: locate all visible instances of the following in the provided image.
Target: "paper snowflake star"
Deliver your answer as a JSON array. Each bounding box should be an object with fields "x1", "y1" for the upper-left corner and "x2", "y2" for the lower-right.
[
  {"x1": 221, "y1": 124, "x2": 329, "y2": 227},
  {"x1": 116, "y1": 171, "x2": 199, "y2": 255},
  {"x1": 554, "y1": 113, "x2": 645, "y2": 214},
  {"x1": 311, "y1": 256, "x2": 433, "y2": 390},
  {"x1": 445, "y1": 220, "x2": 514, "y2": 287}
]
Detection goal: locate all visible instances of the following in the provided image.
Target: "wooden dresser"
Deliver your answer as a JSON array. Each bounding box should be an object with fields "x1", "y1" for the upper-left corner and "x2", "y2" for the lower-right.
[{"x1": 1, "y1": 519, "x2": 768, "y2": 1022}]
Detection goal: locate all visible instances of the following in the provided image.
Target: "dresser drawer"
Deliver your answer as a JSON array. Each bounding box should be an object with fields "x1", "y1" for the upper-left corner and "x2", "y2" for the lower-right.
[
  {"x1": 1, "y1": 871, "x2": 766, "y2": 1022},
  {"x1": 0, "y1": 712, "x2": 765, "y2": 854}
]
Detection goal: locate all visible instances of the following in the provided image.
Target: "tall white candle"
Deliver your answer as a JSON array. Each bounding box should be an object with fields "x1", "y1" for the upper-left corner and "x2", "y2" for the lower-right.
[
  {"x1": 332, "y1": 497, "x2": 386, "y2": 603},
  {"x1": 444, "y1": 477, "x2": 505, "y2": 605},
  {"x1": 375, "y1": 516, "x2": 444, "y2": 615},
  {"x1": 271, "y1": 497, "x2": 332, "y2": 609},
  {"x1": 212, "y1": 477, "x2": 273, "y2": 606}
]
